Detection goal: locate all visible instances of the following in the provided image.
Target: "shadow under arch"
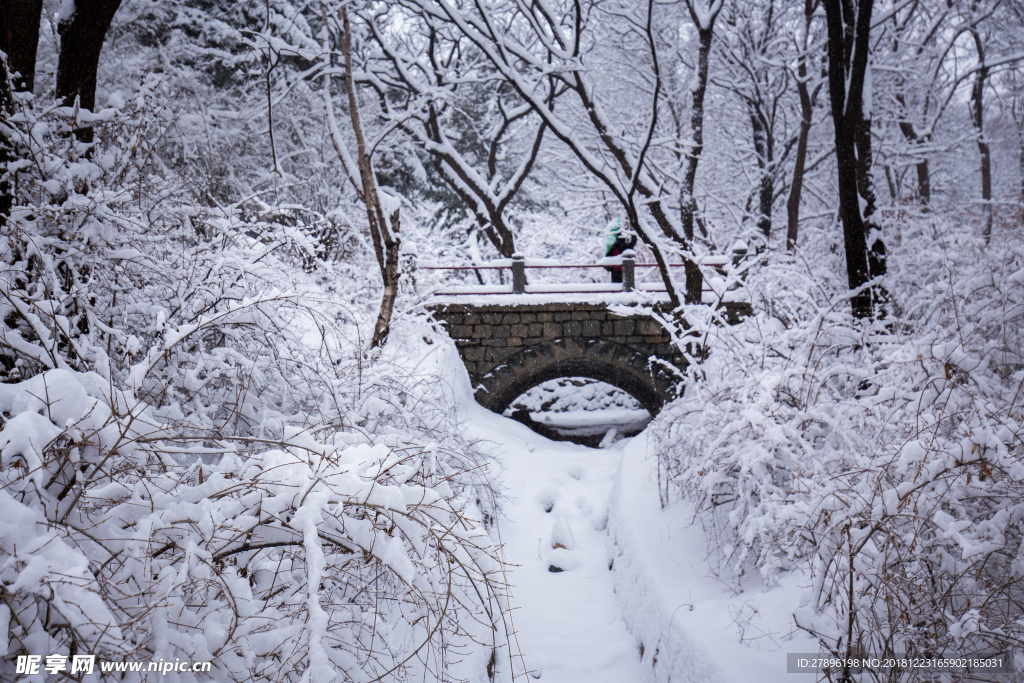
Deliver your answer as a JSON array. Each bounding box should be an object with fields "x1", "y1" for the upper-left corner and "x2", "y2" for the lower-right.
[{"x1": 473, "y1": 338, "x2": 684, "y2": 419}]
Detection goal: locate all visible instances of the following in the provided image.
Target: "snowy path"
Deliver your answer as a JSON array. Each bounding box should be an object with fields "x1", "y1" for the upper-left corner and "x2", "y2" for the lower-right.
[
  {"x1": 466, "y1": 411, "x2": 644, "y2": 682},
  {"x1": 460, "y1": 402, "x2": 821, "y2": 683}
]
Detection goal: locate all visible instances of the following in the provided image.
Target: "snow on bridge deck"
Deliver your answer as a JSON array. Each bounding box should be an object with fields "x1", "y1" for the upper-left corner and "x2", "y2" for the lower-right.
[{"x1": 422, "y1": 253, "x2": 752, "y2": 417}]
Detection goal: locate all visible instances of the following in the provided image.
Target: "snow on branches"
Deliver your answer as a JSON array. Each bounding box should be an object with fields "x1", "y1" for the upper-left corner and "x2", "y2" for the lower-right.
[
  {"x1": 0, "y1": 368, "x2": 507, "y2": 682},
  {"x1": 0, "y1": 79, "x2": 509, "y2": 681},
  {"x1": 653, "y1": 214, "x2": 1024, "y2": 666}
]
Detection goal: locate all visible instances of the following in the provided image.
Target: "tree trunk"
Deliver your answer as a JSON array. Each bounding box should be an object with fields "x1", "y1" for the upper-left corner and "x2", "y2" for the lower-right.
[
  {"x1": 824, "y1": 0, "x2": 887, "y2": 319},
  {"x1": 786, "y1": 0, "x2": 817, "y2": 253},
  {"x1": 1018, "y1": 115, "x2": 1024, "y2": 204},
  {"x1": 0, "y1": 0, "x2": 43, "y2": 97},
  {"x1": 894, "y1": 95, "x2": 931, "y2": 205},
  {"x1": 883, "y1": 165, "x2": 898, "y2": 204},
  {"x1": 374, "y1": 209, "x2": 401, "y2": 346},
  {"x1": 855, "y1": 93, "x2": 886, "y2": 289},
  {"x1": 970, "y1": 30, "x2": 992, "y2": 244},
  {"x1": 914, "y1": 157, "x2": 930, "y2": 204},
  {"x1": 341, "y1": 8, "x2": 400, "y2": 348},
  {"x1": 56, "y1": 0, "x2": 123, "y2": 142},
  {"x1": 679, "y1": 20, "x2": 717, "y2": 304},
  {"x1": 895, "y1": 120, "x2": 931, "y2": 206},
  {"x1": 0, "y1": 123, "x2": 10, "y2": 228},
  {"x1": 1, "y1": 0, "x2": 43, "y2": 226},
  {"x1": 786, "y1": 95, "x2": 811, "y2": 251},
  {"x1": 750, "y1": 108, "x2": 774, "y2": 245}
]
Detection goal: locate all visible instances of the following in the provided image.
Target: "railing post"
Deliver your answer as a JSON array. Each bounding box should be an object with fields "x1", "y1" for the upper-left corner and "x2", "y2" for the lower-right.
[
  {"x1": 622, "y1": 249, "x2": 635, "y2": 292},
  {"x1": 511, "y1": 252, "x2": 526, "y2": 294},
  {"x1": 731, "y1": 240, "x2": 749, "y2": 283},
  {"x1": 731, "y1": 240, "x2": 748, "y2": 268}
]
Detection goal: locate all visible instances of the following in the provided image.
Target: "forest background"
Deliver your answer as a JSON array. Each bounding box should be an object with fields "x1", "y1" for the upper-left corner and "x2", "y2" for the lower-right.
[{"x1": 2, "y1": 0, "x2": 1024, "y2": 680}]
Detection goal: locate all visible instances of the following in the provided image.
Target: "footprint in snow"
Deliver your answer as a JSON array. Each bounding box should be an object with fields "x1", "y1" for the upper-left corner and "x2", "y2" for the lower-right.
[{"x1": 537, "y1": 486, "x2": 559, "y2": 513}]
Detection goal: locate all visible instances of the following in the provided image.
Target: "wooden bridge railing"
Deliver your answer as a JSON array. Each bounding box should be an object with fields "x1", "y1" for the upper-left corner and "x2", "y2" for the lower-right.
[{"x1": 420, "y1": 247, "x2": 748, "y2": 296}]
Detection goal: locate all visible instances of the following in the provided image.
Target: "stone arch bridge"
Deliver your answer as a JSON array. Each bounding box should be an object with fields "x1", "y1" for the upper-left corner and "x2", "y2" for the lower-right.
[{"x1": 429, "y1": 301, "x2": 748, "y2": 417}]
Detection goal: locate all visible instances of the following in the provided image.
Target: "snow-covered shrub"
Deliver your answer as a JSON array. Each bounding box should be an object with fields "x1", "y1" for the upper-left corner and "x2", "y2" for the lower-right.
[
  {"x1": 0, "y1": 79, "x2": 324, "y2": 420},
  {"x1": 0, "y1": 369, "x2": 507, "y2": 681},
  {"x1": 653, "y1": 215, "x2": 1024, "y2": 671},
  {"x1": 1, "y1": 83, "x2": 508, "y2": 681}
]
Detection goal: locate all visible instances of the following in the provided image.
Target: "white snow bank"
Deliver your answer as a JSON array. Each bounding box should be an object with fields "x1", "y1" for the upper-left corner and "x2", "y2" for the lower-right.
[
  {"x1": 532, "y1": 407, "x2": 651, "y2": 428},
  {"x1": 455, "y1": 401, "x2": 646, "y2": 682},
  {"x1": 607, "y1": 433, "x2": 819, "y2": 683}
]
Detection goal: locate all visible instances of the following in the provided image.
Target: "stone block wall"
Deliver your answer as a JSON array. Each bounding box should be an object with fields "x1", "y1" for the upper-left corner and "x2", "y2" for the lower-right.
[{"x1": 428, "y1": 302, "x2": 686, "y2": 380}]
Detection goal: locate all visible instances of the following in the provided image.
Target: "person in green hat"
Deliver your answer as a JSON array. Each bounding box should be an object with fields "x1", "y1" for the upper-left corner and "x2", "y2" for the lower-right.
[{"x1": 603, "y1": 216, "x2": 637, "y2": 283}]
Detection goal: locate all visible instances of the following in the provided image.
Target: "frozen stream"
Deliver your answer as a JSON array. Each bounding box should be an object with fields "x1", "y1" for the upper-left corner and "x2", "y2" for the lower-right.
[
  {"x1": 466, "y1": 410, "x2": 644, "y2": 682},
  {"x1": 459, "y1": 397, "x2": 820, "y2": 683}
]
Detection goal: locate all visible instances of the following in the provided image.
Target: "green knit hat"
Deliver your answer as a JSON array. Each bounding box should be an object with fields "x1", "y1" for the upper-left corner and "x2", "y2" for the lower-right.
[{"x1": 604, "y1": 216, "x2": 621, "y2": 255}]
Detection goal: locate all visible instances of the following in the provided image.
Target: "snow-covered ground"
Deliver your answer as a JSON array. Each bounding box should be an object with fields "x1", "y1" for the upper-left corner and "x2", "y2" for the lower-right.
[
  {"x1": 530, "y1": 408, "x2": 650, "y2": 428},
  {"x1": 462, "y1": 408, "x2": 645, "y2": 682},
  {"x1": 460, "y1": 401, "x2": 820, "y2": 683},
  {"x1": 609, "y1": 432, "x2": 821, "y2": 683}
]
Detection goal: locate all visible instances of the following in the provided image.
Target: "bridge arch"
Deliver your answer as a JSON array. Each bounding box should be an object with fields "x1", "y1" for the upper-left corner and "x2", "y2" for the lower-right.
[
  {"x1": 429, "y1": 296, "x2": 750, "y2": 436},
  {"x1": 474, "y1": 338, "x2": 679, "y2": 415},
  {"x1": 428, "y1": 302, "x2": 695, "y2": 426}
]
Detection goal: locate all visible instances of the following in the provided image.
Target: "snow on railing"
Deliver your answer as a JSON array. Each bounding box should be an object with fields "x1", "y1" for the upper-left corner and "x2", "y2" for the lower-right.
[{"x1": 420, "y1": 247, "x2": 747, "y2": 296}]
